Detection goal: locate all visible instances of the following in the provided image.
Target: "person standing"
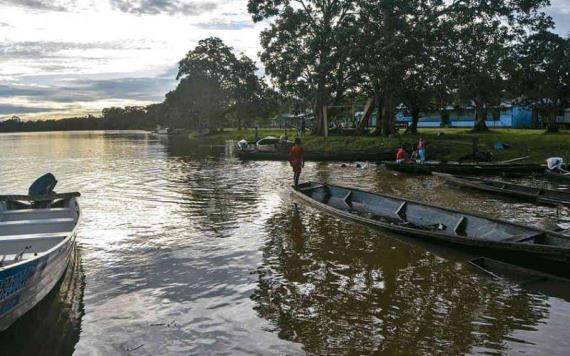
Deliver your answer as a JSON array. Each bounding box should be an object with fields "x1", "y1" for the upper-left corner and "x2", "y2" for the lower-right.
[
  {"x1": 290, "y1": 138, "x2": 304, "y2": 187},
  {"x1": 417, "y1": 137, "x2": 427, "y2": 162}
]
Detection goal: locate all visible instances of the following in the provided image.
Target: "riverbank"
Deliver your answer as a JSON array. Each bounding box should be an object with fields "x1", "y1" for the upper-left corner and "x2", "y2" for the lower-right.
[{"x1": 201, "y1": 128, "x2": 570, "y2": 163}]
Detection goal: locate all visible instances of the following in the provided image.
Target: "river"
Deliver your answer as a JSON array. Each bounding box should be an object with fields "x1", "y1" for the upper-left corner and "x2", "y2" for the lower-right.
[{"x1": 1, "y1": 131, "x2": 569, "y2": 355}]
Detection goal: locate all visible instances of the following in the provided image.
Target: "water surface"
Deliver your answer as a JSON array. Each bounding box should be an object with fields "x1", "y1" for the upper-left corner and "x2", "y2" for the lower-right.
[{"x1": 1, "y1": 131, "x2": 570, "y2": 355}]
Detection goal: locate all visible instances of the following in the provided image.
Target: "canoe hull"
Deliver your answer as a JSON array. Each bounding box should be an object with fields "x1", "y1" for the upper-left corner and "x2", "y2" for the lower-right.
[
  {"x1": 545, "y1": 170, "x2": 570, "y2": 182},
  {"x1": 0, "y1": 233, "x2": 76, "y2": 332},
  {"x1": 291, "y1": 183, "x2": 570, "y2": 277},
  {"x1": 440, "y1": 174, "x2": 570, "y2": 207},
  {"x1": 384, "y1": 162, "x2": 545, "y2": 176}
]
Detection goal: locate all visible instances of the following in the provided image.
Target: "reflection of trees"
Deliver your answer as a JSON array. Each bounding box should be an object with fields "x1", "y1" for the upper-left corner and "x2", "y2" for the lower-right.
[
  {"x1": 252, "y1": 204, "x2": 549, "y2": 354},
  {"x1": 0, "y1": 247, "x2": 85, "y2": 355}
]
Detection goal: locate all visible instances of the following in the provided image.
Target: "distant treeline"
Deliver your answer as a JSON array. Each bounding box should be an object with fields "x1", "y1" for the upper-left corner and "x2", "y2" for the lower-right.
[{"x1": 0, "y1": 107, "x2": 150, "y2": 132}]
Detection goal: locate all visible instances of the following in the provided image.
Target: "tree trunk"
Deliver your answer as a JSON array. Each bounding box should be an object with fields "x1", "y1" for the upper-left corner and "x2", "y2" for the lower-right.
[
  {"x1": 473, "y1": 104, "x2": 489, "y2": 131},
  {"x1": 545, "y1": 111, "x2": 559, "y2": 133},
  {"x1": 382, "y1": 95, "x2": 395, "y2": 137},
  {"x1": 409, "y1": 108, "x2": 420, "y2": 134},
  {"x1": 374, "y1": 94, "x2": 384, "y2": 135},
  {"x1": 531, "y1": 108, "x2": 540, "y2": 129},
  {"x1": 356, "y1": 97, "x2": 375, "y2": 132}
]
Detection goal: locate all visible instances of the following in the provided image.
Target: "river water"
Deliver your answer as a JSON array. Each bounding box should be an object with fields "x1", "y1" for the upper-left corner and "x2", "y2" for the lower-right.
[{"x1": 1, "y1": 131, "x2": 570, "y2": 355}]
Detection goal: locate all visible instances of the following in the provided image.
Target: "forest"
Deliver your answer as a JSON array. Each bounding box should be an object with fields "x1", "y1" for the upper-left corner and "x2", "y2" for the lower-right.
[{"x1": 1, "y1": 0, "x2": 569, "y2": 135}]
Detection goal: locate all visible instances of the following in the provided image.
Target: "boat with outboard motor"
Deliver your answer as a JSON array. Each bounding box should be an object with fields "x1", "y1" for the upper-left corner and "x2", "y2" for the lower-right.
[
  {"x1": 437, "y1": 173, "x2": 570, "y2": 207},
  {"x1": 0, "y1": 174, "x2": 81, "y2": 332},
  {"x1": 291, "y1": 181, "x2": 570, "y2": 277}
]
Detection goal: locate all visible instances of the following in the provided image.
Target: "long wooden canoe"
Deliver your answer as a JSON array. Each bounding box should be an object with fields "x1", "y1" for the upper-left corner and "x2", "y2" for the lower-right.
[
  {"x1": 383, "y1": 161, "x2": 546, "y2": 176},
  {"x1": 545, "y1": 169, "x2": 570, "y2": 182},
  {"x1": 469, "y1": 257, "x2": 570, "y2": 301},
  {"x1": 0, "y1": 192, "x2": 81, "y2": 332},
  {"x1": 438, "y1": 174, "x2": 570, "y2": 207},
  {"x1": 291, "y1": 182, "x2": 570, "y2": 277},
  {"x1": 236, "y1": 149, "x2": 395, "y2": 162}
]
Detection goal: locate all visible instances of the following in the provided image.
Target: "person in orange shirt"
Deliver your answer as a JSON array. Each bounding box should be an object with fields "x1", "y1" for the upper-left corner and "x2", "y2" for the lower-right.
[
  {"x1": 290, "y1": 137, "x2": 304, "y2": 186},
  {"x1": 395, "y1": 145, "x2": 408, "y2": 163}
]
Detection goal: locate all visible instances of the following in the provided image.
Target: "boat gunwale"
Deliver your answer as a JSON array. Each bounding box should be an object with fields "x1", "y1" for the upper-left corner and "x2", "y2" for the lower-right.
[
  {"x1": 440, "y1": 174, "x2": 570, "y2": 205},
  {"x1": 0, "y1": 196, "x2": 81, "y2": 272},
  {"x1": 290, "y1": 182, "x2": 570, "y2": 256}
]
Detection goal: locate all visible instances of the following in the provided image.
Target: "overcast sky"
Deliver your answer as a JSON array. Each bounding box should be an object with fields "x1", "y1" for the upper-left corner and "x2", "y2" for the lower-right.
[{"x1": 0, "y1": 0, "x2": 569, "y2": 120}]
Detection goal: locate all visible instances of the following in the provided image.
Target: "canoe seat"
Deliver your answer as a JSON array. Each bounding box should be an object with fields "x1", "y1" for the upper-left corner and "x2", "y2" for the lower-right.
[
  {"x1": 0, "y1": 218, "x2": 74, "y2": 227},
  {"x1": 454, "y1": 216, "x2": 467, "y2": 236},
  {"x1": 395, "y1": 202, "x2": 407, "y2": 220},
  {"x1": 0, "y1": 232, "x2": 67, "y2": 242},
  {"x1": 503, "y1": 232, "x2": 544, "y2": 243},
  {"x1": 343, "y1": 191, "x2": 353, "y2": 208}
]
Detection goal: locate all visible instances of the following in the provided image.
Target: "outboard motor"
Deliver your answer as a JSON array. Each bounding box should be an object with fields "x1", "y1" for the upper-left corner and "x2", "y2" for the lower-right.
[{"x1": 29, "y1": 173, "x2": 57, "y2": 196}]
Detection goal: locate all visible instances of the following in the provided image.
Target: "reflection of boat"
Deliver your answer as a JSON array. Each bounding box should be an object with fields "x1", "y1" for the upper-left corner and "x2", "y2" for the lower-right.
[
  {"x1": 0, "y1": 180, "x2": 81, "y2": 332},
  {"x1": 152, "y1": 126, "x2": 184, "y2": 136},
  {"x1": 291, "y1": 182, "x2": 570, "y2": 277},
  {"x1": 0, "y1": 246, "x2": 84, "y2": 353},
  {"x1": 469, "y1": 257, "x2": 570, "y2": 301},
  {"x1": 383, "y1": 161, "x2": 546, "y2": 176},
  {"x1": 438, "y1": 173, "x2": 570, "y2": 207},
  {"x1": 545, "y1": 169, "x2": 570, "y2": 182}
]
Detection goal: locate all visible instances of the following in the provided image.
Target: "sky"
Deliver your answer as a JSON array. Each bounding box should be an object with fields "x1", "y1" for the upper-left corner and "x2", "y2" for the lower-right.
[{"x1": 0, "y1": 0, "x2": 569, "y2": 121}]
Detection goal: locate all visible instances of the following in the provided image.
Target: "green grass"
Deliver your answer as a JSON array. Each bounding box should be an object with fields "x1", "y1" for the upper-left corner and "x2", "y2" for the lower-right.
[{"x1": 200, "y1": 127, "x2": 570, "y2": 163}]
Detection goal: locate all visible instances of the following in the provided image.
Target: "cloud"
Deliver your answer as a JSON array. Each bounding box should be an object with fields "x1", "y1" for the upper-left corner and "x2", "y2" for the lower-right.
[
  {"x1": 0, "y1": 76, "x2": 176, "y2": 104},
  {"x1": 0, "y1": 0, "x2": 75, "y2": 12},
  {"x1": 110, "y1": 0, "x2": 217, "y2": 15},
  {"x1": 194, "y1": 19, "x2": 254, "y2": 30},
  {"x1": 547, "y1": 1, "x2": 570, "y2": 36},
  {"x1": 0, "y1": 41, "x2": 149, "y2": 59},
  {"x1": 0, "y1": 104, "x2": 58, "y2": 115}
]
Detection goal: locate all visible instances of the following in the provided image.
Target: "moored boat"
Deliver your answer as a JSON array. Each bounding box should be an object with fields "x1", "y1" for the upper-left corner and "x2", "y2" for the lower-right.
[
  {"x1": 438, "y1": 173, "x2": 570, "y2": 207},
  {"x1": 545, "y1": 169, "x2": 570, "y2": 182},
  {"x1": 383, "y1": 161, "x2": 545, "y2": 176},
  {"x1": 291, "y1": 181, "x2": 570, "y2": 277},
  {"x1": 469, "y1": 257, "x2": 570, "y2": 301},
  {"x1": 0, "y1": 176, "x2": 81, "y2": 333}
]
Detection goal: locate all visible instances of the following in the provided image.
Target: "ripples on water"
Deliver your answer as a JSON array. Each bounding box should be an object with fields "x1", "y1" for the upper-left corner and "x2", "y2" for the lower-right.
[{"x1": 1, "y1": 131, "x2": 570, "y2": 355}]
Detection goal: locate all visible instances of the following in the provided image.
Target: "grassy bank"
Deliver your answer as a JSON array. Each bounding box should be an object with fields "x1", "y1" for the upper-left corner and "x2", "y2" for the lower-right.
[{"x1": 200, "y1": 128, "x2": 570, "y2": 163}]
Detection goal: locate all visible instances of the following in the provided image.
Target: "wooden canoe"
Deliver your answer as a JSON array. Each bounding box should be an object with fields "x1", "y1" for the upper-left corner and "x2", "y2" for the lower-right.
[
  {"x1": 437, "y1": 173, "x2": 570, "y2": 207},
  {"x1": 469, "y1": 257, "x2": 570, "y2": 301},
  {"x1": 545, "y1": 169, "x2": 570, "y2": 182},
  {"x1": 0, "y1": 192, "x2": 81, "y2": 332},
  {"x1": 383, "y1": 161, "x2": 546, "y2": 176},
  {"x1": 291, "y1": 182, "x2": 570, "y2": 277}
]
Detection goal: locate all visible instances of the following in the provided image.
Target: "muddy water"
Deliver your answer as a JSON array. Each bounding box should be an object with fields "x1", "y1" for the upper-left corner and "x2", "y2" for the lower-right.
[{"x1": 0, "y1": 131, "x2": 569, "y2": 355}]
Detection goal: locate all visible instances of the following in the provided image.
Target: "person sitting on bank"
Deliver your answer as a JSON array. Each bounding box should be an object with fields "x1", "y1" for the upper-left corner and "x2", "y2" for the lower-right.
[
  {"x1": 290, "y1": 138, "x2": 304, "y2": 186},
  {"x1": 417, "y1": 138, "x2": 427, "y2": 162},
  {"x1": 396, "y1": 145, "x2": 409, "y2": 163}
]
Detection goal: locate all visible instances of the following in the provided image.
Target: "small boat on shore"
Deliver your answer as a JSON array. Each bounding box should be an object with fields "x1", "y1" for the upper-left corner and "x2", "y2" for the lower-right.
[
  {"x1": 383, "y1": 161, "x2": 545, "y2": 176},
  {"x1": 545, "y1": 169, "x2": 570, "y2": 182},
  {"x1": 437, "y1": 173, "x2": 570, "y2": 207},
  {"x1": 291, "y1": 182, "x2": 570, "y2": 277},
  {"x1": 0, "y1": 175, "x2": 81, "y2": 332}
]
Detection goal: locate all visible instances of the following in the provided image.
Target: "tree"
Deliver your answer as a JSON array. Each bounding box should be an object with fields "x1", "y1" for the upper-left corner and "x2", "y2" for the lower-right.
[
  {"x1": 513, "y1": 32, "x2": 570, "y2": 133},
  {"x1": 249, "y1": 0, "x2": 359, "y2": 135},
  {"x1": 446, "y1": 0, "x2": 552, "y2": 131},
  {"x1": 174, "y1": 37, "x2": 266, "y2": 131}
]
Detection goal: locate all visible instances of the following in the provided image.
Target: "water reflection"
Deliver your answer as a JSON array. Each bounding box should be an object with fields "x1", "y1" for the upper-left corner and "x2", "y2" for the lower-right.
[
  {"x1": 0, "y1": 247, "x2": 85, "y2": 356},
  {"x1": 1, "y1": 131, "x2": 570, "y2": 355},
  {"x1": 252, "y1": 202, "x2": 563, "y2": 354}
]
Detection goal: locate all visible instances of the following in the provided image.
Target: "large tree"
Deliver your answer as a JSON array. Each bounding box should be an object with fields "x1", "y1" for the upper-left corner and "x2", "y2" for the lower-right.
[
  {"x1": 447, "y1": 0, "x2": 552, "y2": 131},
  {"x1": 249, "y1": 0, "x2": 360, "y2": 135},
  {"x1": 512, "y1": 32, "x2": 570, "y2": 133},
  {"x1": 172, "y1": 37, "x2": 267, "y2": 130}
]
